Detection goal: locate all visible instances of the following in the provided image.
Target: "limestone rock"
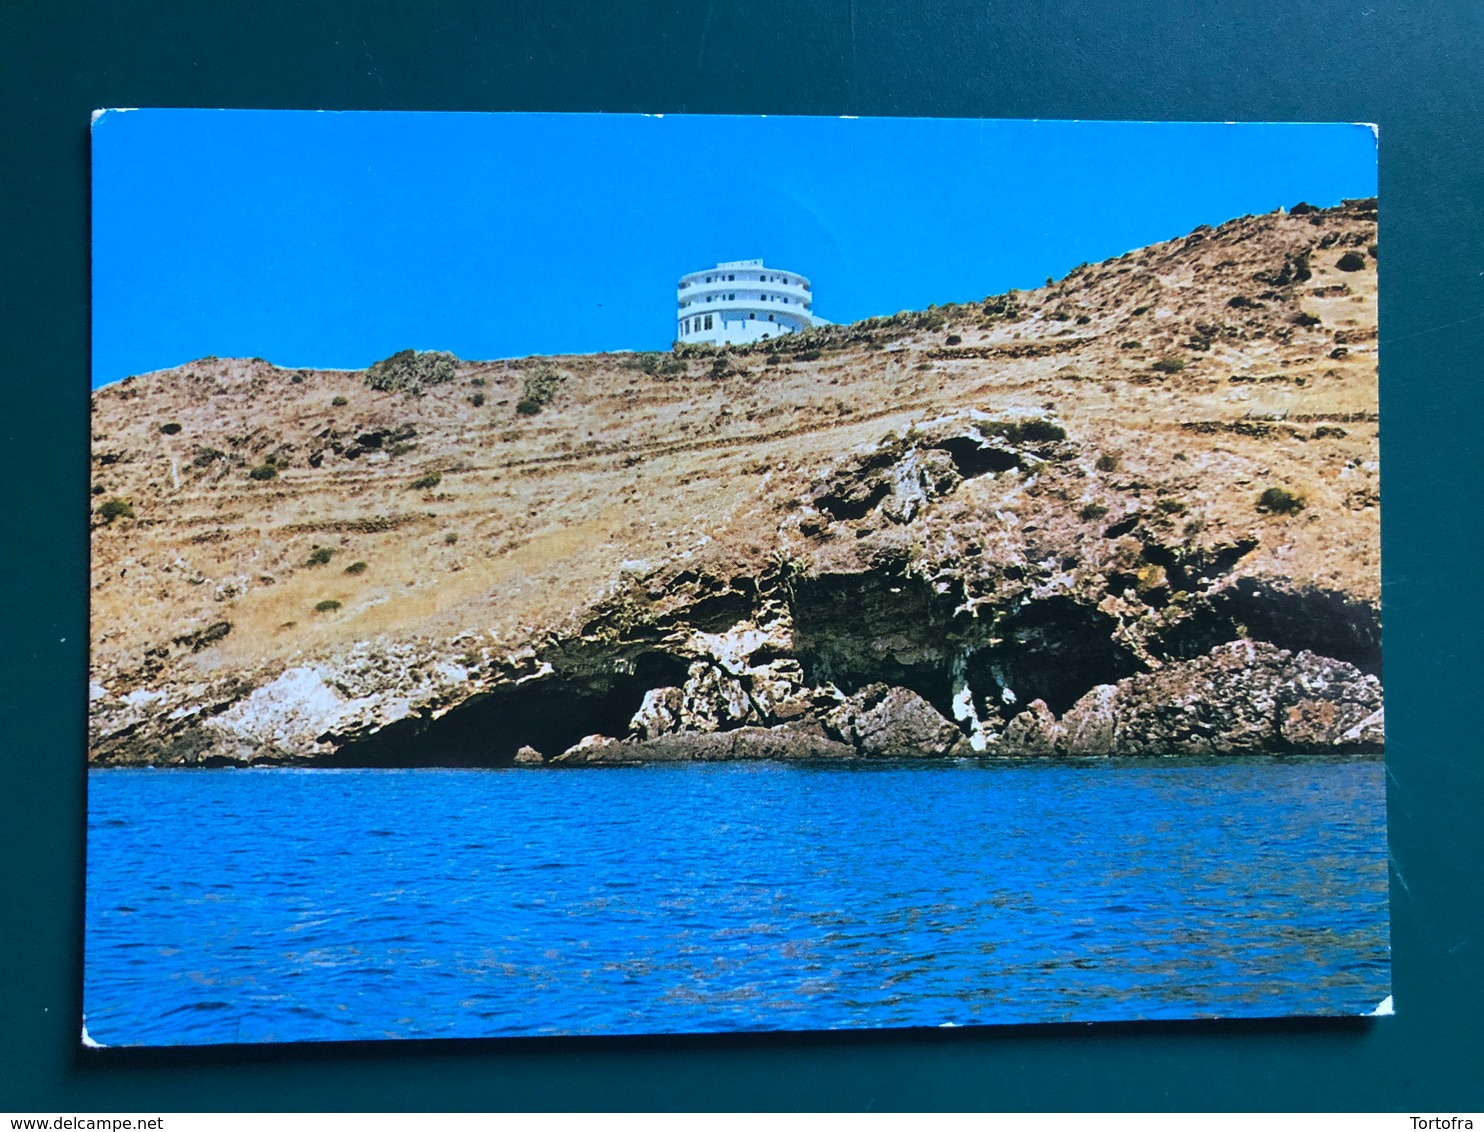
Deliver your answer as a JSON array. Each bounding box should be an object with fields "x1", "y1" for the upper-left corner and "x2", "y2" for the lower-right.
[
  {"x1": 548, "y1": 723, "x2": 855, "y2": 765},
  {"x1": 513, "y1": 745, "x2": 545, "y2": 765},
  {"x1": 1057, "y1": 640, "x2": 1383, "y2": 755},
  {"x1": 825, "y1": 684, "x2": 964, "y2": 757},
  {"x1": 553, "y1": 733, "x2": 622, "y2": 763},
  {"x1": 629, "y1": 686, "x2": 685, "y2": 739},
  {"x1": 999, "y1": 698, "x2": 1063, "y2": 756},
  {"x1": 881, "y1": 448, "x2": 962, "y2": 523}
]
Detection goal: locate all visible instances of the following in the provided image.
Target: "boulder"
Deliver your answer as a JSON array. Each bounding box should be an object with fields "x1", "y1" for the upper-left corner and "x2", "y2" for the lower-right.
[
  {"x1": 998, "y1": 698, "x2": 1063, "y2": 756},
  {"x1": 552, "y1": 733, "x2": 623, "y2": 764},
  {"x1": 825, "y1": 684, "x2": 964, "y2": 757}
]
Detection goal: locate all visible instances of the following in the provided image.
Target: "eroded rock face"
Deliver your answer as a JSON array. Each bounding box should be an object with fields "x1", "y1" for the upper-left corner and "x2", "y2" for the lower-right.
[
  {"x1": 90, "y1": 377, "x2": 1382, "y2": 766},
  {"x1": 1054, "y1": 640, "x2": 1383, "y2": 756},
  {"x1": 824, "y1": 684, "x2": 965, "y2": 758}
]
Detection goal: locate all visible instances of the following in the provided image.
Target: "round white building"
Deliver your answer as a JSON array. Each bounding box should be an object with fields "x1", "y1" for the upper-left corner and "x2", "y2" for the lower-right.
[{"x1": 676, "y1": 259, "x2": 829, "y2": 346}]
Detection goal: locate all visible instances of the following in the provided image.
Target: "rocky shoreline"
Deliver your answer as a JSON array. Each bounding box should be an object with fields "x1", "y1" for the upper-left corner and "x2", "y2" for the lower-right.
[
  {"x1": 541, "y1": 640, "x2": 1382, "y2": 767},
  {"x1": 88, "y1": 202, "x2": 1382, "y2": 769},
  {"x1": 91, "y1": 407, "x2": 1383, "y2": 770}
]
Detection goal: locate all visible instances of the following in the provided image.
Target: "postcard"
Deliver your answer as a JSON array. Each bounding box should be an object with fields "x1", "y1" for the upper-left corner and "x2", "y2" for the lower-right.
[{"x1": 86, "y1": 111, "x2": 1387, "y2": 1045}]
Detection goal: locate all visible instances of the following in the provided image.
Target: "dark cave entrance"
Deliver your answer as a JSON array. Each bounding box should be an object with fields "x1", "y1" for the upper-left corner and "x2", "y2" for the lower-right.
[{"x1": 324, "y1": 650, "x2": 690, "y2": 767}]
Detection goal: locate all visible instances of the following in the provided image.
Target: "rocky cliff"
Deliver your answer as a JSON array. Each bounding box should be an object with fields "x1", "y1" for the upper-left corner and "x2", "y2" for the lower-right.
[{"x1": 88, "y1": 199, "x2": 1382, "y2": 766}]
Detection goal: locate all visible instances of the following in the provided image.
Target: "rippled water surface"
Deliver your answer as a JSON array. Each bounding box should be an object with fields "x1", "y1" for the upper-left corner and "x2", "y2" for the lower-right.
[{"x1": 84, "y1": 758, "x2": 1389, "y2": 1045}]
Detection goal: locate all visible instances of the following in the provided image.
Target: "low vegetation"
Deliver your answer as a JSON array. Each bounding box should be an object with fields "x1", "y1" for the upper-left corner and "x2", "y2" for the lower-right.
[
  {"x1": 1257, "y1": 486, "x2": 1306, "y2": 515},
  {"x1": 344, "y1": 561, "x2": 368, "y2": 575},
  {"x1": 313, "y1": 599, "x2": 342, "y2": 613},
  {"x1": 365, "y1": 349, "x2": 459, "y2": 395},
  {"x1": 516, "y1": 364, "x2": 564, "y2": 415},
  {"x1": 306, "y1": 547, "x2": 337, "y2": 566},
  {"x1": 411, "y1": 472, "x2": 443, "y2": 491},
  {"x1": 98, "y1": 498, "x2": 134, "y2": 522},
  {"x1": 248, "y1": 463, "x2": 278, "y2": 481}
]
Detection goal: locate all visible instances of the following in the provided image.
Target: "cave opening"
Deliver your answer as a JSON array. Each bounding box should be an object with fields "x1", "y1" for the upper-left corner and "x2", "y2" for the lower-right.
[
  {"x1": 969, "y1": 596, "x2": 1144, "y2": 717},
  {"x1": 324, "y1": 650, "x2": 690, "y2": 767},
  {"x1": 790, "y1": 572, "x2": 961, "y2": 721}
]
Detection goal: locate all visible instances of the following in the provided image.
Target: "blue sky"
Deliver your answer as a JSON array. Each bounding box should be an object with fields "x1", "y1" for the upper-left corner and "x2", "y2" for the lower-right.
[{"x1": 91, "y1": 111, "x2": 1376, "y2": 386}]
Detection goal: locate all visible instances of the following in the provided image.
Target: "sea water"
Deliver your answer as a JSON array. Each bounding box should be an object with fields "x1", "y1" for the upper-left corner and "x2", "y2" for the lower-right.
[{"x1": 83, "y1": 757, "x2": 1390, "y2": 1045}]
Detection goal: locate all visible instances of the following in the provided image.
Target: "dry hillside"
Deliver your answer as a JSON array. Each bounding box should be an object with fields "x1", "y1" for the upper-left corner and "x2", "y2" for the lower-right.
[{"x1": 89, "y1": 199, "x2": 1382, "y2": 766}]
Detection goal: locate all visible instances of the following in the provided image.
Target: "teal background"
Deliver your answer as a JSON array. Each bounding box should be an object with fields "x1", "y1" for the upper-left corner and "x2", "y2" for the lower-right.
[{"x1": 1, "y1": 0, "x2": 1480, "y2": 1112}]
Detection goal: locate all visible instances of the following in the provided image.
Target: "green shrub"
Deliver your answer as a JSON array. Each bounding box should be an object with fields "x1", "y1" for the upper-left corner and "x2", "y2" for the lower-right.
[
  {"x1": 411, "y1": 471, "x2": 443, "y2": 491},
  {"x1": 306, "y1": 546, "x2": 337, "y2": 566},
  {"x1": 1079, "y1": 502, "x2": 1109, "y2": 521},
  {"x1": 1095, "y1": 453, "x2": 1119, "y2": 473},
  {"x1": 159, "y1": 422, "x2": 182, "y2": 435},
  {"x1": 1151, "y1": 357, "x2": 1186, "y2": 374},
  {"x1": 290, "y1": 373, "x2": 304, "y2": 384},
  {"x1": 1336, "y1": 251, "x2": 1367, "y2": 272},
  {"x1": 1004, "y1": 418, "x2": 1067, "y2": 444},
  {"x1": 794, "y1": 350, "x2": 822, "y2": 362},
  {"x1": 1292, "y1": 312, "x2": 1322, "y2": 327},
  {"x1": 659, "y1": 357, "x2": 687, "y2": 376},
  {"x1": 470, "y1": 376, "x2": 486, "y2": 387},
  {"x1": 314, "y1": 599, "x2": 342, "y2": 613},
  {"x1": 365, "y1": 348, "x2": 459, "y2": 395},
  {"x1": 98, "y1": 498, "x2": 134, "y2": 522},
  {"x1": 389, "y1": 442, "x2": 415, "y2": 457},
  {"x1": 1257, "y1": 486, "x2": 1305, "y2": 515},
  {"x1": 515, "y1": 364, "x2": 564, "y2": 415},
  {"x1": 248, "y1": 463, "x2": 278, "y2": 481},
  {"x1": 331, "y1": 395, "x2": 348, "y2": 406},
  {"x1": 470, "y1": 392, "x2": 486, "y2": 407},
  {"x1": 443, "y1": 532, "x2": 459, "y2": 545},
  {"x1": 344, "y1": 561, "x2": 368, "y2": 575},
  {"x1": 945, "y1": 334, "x2": 962, "y2": 346},
  {"x1": 1120, "y1": 340, "x2": 1142, "y2": 349}
]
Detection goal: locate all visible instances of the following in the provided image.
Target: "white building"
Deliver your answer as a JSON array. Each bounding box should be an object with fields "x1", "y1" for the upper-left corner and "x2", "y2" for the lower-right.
[{"x1": 676, "y1": 259, "x2": 829, "y2": 346}]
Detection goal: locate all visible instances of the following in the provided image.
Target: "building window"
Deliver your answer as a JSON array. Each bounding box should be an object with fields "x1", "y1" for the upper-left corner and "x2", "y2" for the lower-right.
[
  {"x1": 704, "y1": 314, "x2": 713, "y2": 330},
  {"x1": 728, "y1": 293, "x2": 735, "y2": 300},
  {"x1": 749, "y1": 312, "x2": 755, "y2": 319},
  {"x1": 728, "y1": 274, "x2": 735, "y2": 280},
  {"x1": 768, "y1": 314, "x2": 775, "y2": 321}
]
